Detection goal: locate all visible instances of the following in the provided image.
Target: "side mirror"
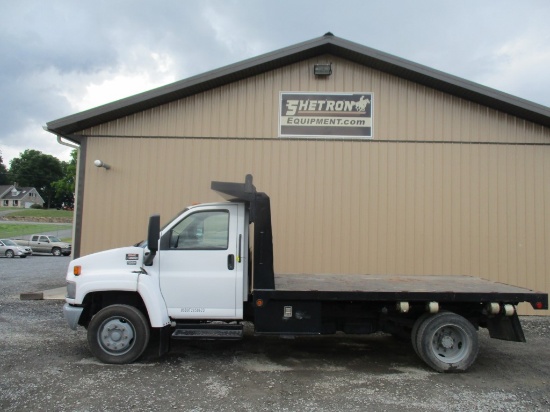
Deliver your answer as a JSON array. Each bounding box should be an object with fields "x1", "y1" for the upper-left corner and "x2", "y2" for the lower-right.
[{"x1": 143, "y1": 214, "x2": 160, "y2": 266}]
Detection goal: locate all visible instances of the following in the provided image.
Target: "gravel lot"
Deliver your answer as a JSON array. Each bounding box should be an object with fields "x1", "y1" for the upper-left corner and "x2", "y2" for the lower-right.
[{"x1": 1, "y1": 256, "x2": 549, "y2": 411}]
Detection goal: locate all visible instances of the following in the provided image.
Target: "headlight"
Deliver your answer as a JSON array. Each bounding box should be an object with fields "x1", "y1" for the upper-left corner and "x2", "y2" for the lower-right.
[{"x1": 66, "y1": 281, "x2": 76, "y2": 299}]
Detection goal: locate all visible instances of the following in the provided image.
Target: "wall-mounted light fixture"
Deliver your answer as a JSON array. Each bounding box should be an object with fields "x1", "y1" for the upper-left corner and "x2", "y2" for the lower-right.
[
  {"x1": 313, "y1": 63, "x2": 332, "y2": 76},
  {"x1": 94, "y1": 159, "x2": 110, "y2": 170}
]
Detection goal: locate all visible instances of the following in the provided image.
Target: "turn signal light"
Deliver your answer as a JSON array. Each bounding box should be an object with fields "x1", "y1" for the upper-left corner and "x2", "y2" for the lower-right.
[
  {"x1": 73, "y1": 266, "x2": 82, "y2": 276},
  {"x1": 256, "y1": 299, "x2": 264, "y2": 307}
]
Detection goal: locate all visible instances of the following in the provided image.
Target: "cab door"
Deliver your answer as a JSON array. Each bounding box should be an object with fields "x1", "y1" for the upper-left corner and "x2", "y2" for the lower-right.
[
  {"x1": 158, "y1": 204, "x2": 243, "y2": 319},
  {"x1": 36, "y1": 235, "x2": 50, "y2": 253}
]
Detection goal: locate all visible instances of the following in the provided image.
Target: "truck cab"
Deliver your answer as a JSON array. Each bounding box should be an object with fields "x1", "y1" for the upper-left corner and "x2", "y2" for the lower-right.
[
  {"x1": 64, "y1": 176, "x2": 264, "y2": 363},
  {"x1": 156, "y1": 201, "x2": 248, "y2": 319}
]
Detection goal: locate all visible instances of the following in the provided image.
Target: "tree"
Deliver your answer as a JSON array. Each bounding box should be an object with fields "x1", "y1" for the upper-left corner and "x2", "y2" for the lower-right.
[
  {"x1": 9, "y1": 149, "x2": 64, "y2": 208},
  {"x1": 0, "y1": 150, "x2": 8, "y2": 185},
  {"x1": 52, "y1": 149, "x2": 77, "y2": 209}
]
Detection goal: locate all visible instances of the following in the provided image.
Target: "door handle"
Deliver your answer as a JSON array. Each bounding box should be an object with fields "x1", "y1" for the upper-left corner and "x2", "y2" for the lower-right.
[
  {"x1": 227, "y1": 254, "x2": 235, "y2": 270},
  {"x1": 237, "y1": 234, "x2": 242, "y2": 263}
]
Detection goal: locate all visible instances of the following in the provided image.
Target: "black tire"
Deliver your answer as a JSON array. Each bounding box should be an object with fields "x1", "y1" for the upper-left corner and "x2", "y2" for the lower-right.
[
  {"x1": 52, "y1": 247, "x2": 62, "y2": 256},
  {"x1": 5, "y1": 249, "x2": 15, "y2": 258},
  {"x1": 411, "y1": 313, "x2": 432, "y2": 357},
  {"x1": 20, "y1": 255, "x2": 27, "y2": 258},
  {"x1": 87, "y1": 304, "x2": 150, "y2": 364},
  {"x1": 415, "y1": 312, "x2": 479, "y2": 373}
]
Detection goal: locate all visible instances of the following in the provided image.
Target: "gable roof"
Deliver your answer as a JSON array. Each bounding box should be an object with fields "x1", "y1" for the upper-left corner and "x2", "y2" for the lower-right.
[
  {"x1": 46, "y1": 33, "x2": 550, "y2": 140},
  {"x1": 0, "y1": 185, "x2": 12, "y2": 197},
  {"x1": 0, "y1": 186, "x2": 42, "y2": 201}
]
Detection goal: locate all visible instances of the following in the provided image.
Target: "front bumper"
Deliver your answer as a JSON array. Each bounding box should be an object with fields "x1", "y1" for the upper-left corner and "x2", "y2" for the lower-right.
[{"x1": 63, "y1": 303, "x2": 84, "y2": 330}]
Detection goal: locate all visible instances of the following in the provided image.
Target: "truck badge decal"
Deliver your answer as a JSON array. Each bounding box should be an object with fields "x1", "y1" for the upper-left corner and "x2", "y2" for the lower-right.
[
  {"x1": 126, "y1": 253, "x2": 139, "y2": 260},
  {"x1": 181, "y1": 307, "x2": 206, "y2": 313}
]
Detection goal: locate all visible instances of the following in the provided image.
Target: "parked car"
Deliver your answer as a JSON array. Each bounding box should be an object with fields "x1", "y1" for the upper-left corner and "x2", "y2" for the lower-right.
[
  {"x1": 0, "y1": 239, "x2": 32, "y2": 258},
  {"x1": 14, "y1": 235, "x2": 71, "y2": 256}
]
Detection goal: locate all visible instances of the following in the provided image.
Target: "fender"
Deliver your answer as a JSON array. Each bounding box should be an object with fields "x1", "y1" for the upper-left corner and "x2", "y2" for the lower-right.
[
  {"x1": 74, "y1": 274, "x2": 139, "y2": 303},
  {"x1": 138, "y1": 272, "x2": 171, "y2": 327}
]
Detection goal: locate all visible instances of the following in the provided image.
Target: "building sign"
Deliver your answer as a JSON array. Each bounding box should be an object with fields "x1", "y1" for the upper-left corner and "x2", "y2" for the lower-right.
[{"x1": 279, "y1": 92, "x2": 373, "y2": 138}]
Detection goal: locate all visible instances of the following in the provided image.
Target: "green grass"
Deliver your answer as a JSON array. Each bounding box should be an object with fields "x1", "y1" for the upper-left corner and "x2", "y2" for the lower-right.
[
  {"x1": 0, "y1": 223, "x2": 72, "y2": 239},
  {"x1": 3, "y1": 209, "x2": 73, "y2": 219}
]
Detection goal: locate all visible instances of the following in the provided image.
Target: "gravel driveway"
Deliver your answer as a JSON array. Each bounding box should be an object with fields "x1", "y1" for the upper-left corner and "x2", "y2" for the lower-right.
[{"x1": 1, "y1": 256, "x2": 549, "y2": 411}]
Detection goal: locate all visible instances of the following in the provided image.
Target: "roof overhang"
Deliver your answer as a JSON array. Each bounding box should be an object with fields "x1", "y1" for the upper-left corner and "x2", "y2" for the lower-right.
[{"x1": 45, "y1": 33, "x2": 550, "y2": 138}]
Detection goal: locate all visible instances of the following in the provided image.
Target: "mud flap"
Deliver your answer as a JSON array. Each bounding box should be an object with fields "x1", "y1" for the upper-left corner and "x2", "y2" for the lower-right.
[
  {"x1": 158, "y1": 324, "x2": 172, "y2": 356},
  {"x1": 487, "y1": 313, "x2": 526, "y2": 342}
]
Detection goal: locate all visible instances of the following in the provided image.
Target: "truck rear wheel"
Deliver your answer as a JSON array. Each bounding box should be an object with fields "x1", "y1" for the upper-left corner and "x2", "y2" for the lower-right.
[
  {"x1": 87, "y1": 304, "x2": 150, "y2": 364},
  {"x1": 411, "y1": 313, "x2": 431, "y2": 356},
  {"x1": 415, "y1": 312, "x2": 479, "y2": 373}
]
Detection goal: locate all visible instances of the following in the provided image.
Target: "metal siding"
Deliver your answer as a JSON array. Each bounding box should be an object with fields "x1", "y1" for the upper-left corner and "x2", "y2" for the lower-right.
[
  {"x1": 77, "y1": 55, "x2": 549, "y2": 315},
  {"x1": 80, "y1": 56, "x2": 550, "y2": 145}
]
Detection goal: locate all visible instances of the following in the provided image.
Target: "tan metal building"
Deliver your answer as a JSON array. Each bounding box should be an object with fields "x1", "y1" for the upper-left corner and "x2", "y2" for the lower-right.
[{"x1": 47, "y1": 34, "x2": 550, "y2": 315}]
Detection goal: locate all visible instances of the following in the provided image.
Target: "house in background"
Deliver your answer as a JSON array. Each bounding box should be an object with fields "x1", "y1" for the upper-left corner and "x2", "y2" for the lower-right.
[{"x1": 0, "y1": 184, "x2": 44, "y2": 208}]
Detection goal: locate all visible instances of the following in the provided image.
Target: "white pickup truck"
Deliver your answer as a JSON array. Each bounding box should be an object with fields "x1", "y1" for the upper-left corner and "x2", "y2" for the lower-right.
[{"x1": 15, "y1": 235, "x2": 71, "y2": 256}]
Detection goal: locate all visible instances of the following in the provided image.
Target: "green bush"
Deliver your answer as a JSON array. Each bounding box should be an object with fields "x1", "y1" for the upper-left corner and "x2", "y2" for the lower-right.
[{"x1": 30, "y1": 204, "x2": 43, "y2": 209}]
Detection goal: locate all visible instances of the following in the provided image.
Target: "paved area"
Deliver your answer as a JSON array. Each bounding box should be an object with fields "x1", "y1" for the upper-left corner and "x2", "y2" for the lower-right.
[
  {"x1": 1, "y1": 256, "x2": 549, "y2": 411},
  {"x1": 42, "y1": 286, "x2": 66, "y2": 299},
  {"x1": 20, "y1": 286, "x2": 66, "y2": 301}
]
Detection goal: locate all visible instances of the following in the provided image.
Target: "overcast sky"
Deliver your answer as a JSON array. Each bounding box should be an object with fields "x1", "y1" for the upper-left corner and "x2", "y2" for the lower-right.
[{"x1": 1, "y1": 0, "x2": 549, "y2": 166}]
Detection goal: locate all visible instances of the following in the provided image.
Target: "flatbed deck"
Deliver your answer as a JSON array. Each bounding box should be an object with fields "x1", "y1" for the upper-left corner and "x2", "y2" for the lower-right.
[{"x1": 254, "y1": 273, "x2": 548, "y2": 308}]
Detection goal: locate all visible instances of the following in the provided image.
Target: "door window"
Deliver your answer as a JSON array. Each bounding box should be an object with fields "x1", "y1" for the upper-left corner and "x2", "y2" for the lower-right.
[{"x1": 167, "y1": 210, "x2": 229, "y2": 250}]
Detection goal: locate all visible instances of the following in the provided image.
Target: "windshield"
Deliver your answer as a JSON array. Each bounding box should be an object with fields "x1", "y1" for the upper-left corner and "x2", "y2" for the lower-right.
[
  {"x1": 1, "y1": 239, "x2": 16, "y2": 246},
  {"x1": 48, "y1": 237, "x2": 61, "y2": 242}
]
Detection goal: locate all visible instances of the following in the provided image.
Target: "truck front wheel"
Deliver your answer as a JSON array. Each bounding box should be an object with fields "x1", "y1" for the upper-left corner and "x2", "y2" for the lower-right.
[
  {"x1": 87, "y1": 304, "x2": 150, "y2": 364},
  {"x1": 52, "y1": 247, "x2": 62, "y2": 256},
  {"x1": 415, "y1": 312, "x2": 479, "y2": 373}
]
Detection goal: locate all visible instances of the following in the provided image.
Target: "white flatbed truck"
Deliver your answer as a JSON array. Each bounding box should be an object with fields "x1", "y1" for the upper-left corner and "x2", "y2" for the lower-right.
[{"x1": 63, "y1": 175, "x2": 548, "y2": 372}]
